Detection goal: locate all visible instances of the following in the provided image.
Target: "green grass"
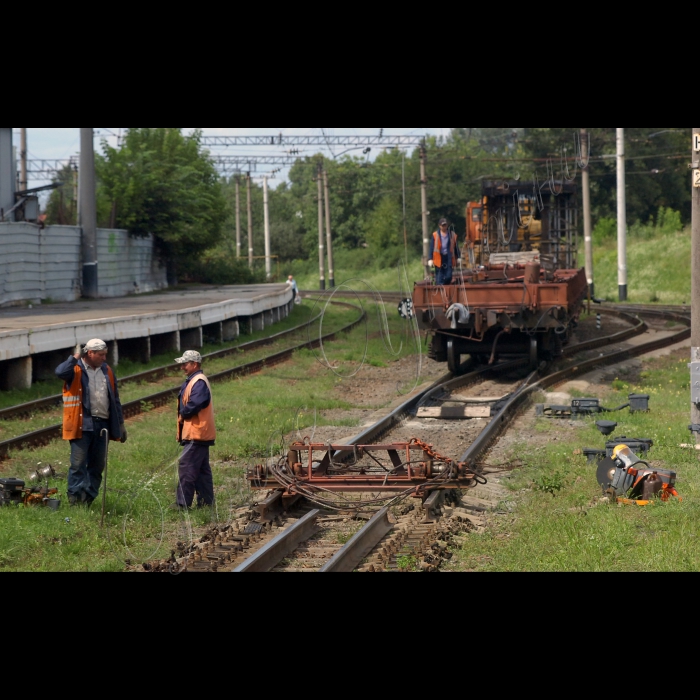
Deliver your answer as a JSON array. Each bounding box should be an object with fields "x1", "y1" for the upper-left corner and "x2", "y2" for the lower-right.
[
  {"x1": 0, "y1": 303, "x2": 420, "y2": 571},
  {"x1": 0, "y1": 304, "x2": 359, "y2": 442},
  {"x1": 593, "y1": 228, "x2": 691, "y2": 305},
  {"x1": 450, "y1": 349, "x2": 700, "y2": 572}
]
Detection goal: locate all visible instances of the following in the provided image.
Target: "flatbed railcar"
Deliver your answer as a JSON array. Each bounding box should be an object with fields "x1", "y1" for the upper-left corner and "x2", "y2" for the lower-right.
[{"x1": 413, "y1": 179, "x2": 588, "y2": 372}]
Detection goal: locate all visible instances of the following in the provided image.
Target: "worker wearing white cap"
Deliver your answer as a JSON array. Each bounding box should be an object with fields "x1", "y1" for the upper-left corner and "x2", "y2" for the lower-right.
[
  {"x1": 172, "y1": 350, "x2": 216, "y2": 510},
  {"x1": 55, "y1": 339, "x2": 127, "y2": 507}
]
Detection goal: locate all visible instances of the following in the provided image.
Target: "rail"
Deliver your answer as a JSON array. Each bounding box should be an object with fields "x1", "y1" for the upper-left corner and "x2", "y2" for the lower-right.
[{"x1": 0, "y1": 302, "x2": 366, "y2": 461}]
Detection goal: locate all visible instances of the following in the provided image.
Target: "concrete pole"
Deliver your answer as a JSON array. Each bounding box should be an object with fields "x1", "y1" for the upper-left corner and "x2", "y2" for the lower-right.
[
  {"x1": 581, "y1": 128, "x2": 594, "y2": 298},
  {"x1": 323, "y1": 169, "x2": 335, "y2": 288},
  {"x1": 420, "y1": 144, "x2": 430, "y2": 278},
  {"x1": 616, "y1": 128, "x2": 628, "y2": 302},
  {"x1": 19, "y1": 128, "x2": 27, "y2": 193},
  {"x1": 317, "y1": 162, "x2": 326, "y2": 291},
  {"x1": 691, "y1": 128, "x2": 700, "y2": 443},
  {"x1": 235, "y1": 176, "x2": 241, "y2": 259},
  {"x1": 247, "y1": 174, "x2": 254, "y2": 268},
  {"x1": 263, "y1": 176, "x2": 272, "y2": 280},
  {"x1": 79, "y1": 128, "x2": 98, "y2": 298}
]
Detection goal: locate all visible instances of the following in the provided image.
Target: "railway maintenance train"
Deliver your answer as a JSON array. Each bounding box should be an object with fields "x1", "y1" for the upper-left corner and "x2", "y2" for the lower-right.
[{"x1": 412, "y1": 179, "x2": 588, "y2": 373}]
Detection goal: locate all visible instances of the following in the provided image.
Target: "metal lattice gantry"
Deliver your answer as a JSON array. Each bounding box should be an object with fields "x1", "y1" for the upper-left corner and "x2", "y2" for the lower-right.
[
  {"x1": 27, "y1": 158, "x2": 78, "y2": 178},
  {"x1": 200, "y1": 134, "x2": 427, "y2": 148}
]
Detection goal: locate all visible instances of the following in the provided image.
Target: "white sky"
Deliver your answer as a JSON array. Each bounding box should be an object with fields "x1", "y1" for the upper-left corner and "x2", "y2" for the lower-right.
[{"x1": 16, "y1": 128, "x2": 450, "y2": 189}]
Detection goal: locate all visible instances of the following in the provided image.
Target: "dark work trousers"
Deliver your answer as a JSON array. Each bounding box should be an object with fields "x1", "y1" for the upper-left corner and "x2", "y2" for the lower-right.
[
  {"x1": 69, "y1": 418, "x2": 110, "y2": 501},
  {"x1": 177, "y1": 442, "x2": 215, "y2": 508},
  {"x1": 435, "y1": 266, "x2": 453, "y2": 286}
]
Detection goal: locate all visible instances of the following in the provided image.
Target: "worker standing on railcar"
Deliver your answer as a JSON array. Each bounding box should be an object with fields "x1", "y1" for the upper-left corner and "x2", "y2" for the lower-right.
[
  {"x1": 55, "y1": 339, "x2": 127, "y2": 507},
  {"x1": 429, "y1": 219, "x2": 461, "y2": 286},
  {"x1": 173, "y1": 351, "x2": 216, "y2": 511}
]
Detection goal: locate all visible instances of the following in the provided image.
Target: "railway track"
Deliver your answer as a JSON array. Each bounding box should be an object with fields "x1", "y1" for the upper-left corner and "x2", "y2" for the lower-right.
[
  {"x1": 0, "y1": 302, "x2": 365, "y2": 461},
  {"x1": 149, "y1": 303, "x2": 690, "y2": 574}
]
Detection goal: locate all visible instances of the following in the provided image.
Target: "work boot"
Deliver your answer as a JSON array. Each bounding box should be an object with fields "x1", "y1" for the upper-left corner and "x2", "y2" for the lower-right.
[{"x1": 69, "y1": 494, "x2": 79, "y2": 507}]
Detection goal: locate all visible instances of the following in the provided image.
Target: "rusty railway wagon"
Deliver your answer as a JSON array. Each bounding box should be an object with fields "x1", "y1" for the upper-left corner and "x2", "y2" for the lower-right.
[{"x1": 413, "y1": 179, "x2": 588, "y2": 372}]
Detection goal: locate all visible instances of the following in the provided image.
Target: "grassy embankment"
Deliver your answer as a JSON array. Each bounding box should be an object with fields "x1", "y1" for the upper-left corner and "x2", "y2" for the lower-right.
[
  {"x1": 450, "y1": 348, "x2": 700, "y2": 572},
  {"x1": 592, "y1": 228, "x2": 690, "y2": 305},
  {"x1": 0, "y1": 301, "x2": 420, "y2": 571}
]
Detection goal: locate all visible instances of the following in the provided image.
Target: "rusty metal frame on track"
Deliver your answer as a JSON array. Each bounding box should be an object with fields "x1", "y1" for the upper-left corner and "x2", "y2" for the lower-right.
[
  {"x1": 232, "y1": 510, "x2": 320, "y2": 573},
  {"x1": 0, "y1": 304, "x2": 366, "y2": 461},
  {"x1": 319, "y1": 508, "x2": 393, "y2": 573}
]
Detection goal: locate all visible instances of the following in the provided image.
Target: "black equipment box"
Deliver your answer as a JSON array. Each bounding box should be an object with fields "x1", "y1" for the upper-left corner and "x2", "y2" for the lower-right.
[
  {"x1": 0, "y1": 478, "x2": 25, "y2": 506},
  {"x1": 571, "y1": 398, "x2": 601, "y2": 415},
  {"x1": 605, "y1": 437, "x2": 654, "y2": 459}
]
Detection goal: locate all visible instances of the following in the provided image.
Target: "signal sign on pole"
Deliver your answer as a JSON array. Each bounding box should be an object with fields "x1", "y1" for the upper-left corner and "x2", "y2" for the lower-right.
[
  {"x1": 695, "y1": 170, "x2": 700, "y2": 188},
  {"x1": 695, "y1": 133, "x2": 700, "y2": 152}
]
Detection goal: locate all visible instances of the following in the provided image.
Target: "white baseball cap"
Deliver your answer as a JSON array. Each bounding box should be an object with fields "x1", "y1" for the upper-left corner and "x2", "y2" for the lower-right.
[{"x1": 84, "y1": 339, "x2": 108, "y2": 352}]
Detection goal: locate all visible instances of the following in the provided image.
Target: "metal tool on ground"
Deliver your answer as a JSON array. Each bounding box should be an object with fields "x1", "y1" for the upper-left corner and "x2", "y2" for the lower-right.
[
  {"x1": 101, "y1": 429, "x2": 109, "y2": 528},
  {"x1": 536, "y1": 394, "x2": 649, "y2": 419},
  {"x1": 0, "y1": 471, "x2": 60, "y2": 508},
  {"x1": 605, "y1": 437, "x2": 653, "y2": 458},
  {"x1": 596, "y1": 445, "x2": 680, "y2": 505},
  {"x1": 0, "y1": 478, "x2": 26, "y2": 506}
]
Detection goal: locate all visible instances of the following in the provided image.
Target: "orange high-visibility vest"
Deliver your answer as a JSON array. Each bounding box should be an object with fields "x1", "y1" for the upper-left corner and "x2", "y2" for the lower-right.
[
  {"x1": 62, "y1": 364, "x2": 116, "y2": 441},
  {"x1": 177, "y1": 374, "x2": 216, "y2": 443},
  {"x1": 433, "y1": 231, "x2": 457, "y2": 268}
]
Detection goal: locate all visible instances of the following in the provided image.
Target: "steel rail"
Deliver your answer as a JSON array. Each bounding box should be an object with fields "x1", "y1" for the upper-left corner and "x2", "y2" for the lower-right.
[
  {"x1": 0, "y1": 306, "x2": 348, "y2": 423},
  {"x1": 232, "y1": 510, "x2": 321, "y2": 573},
  {"x1": 0, "y1": 305, "x2": 366, "y2": 461},
  {"x1": 318, "y1": 508, "x2": 394, "y2": 573},
  {"x1": 459, "y1": 309, "x2": 691, "y2": 467}
]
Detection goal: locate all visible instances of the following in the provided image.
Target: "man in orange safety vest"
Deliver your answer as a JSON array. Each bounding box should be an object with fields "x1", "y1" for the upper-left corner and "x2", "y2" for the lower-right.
[{"x1": 428, "y1": 218, "x2": 461, "y2": 285}]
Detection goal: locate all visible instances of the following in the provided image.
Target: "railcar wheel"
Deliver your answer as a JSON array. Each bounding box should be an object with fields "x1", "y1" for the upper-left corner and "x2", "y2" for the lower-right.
[
  {"x1": 447, "y1": 340, "x2": 462, "y2": 375},
  {"x1": 529, "y1": 337, "x2": 539, "y2": 369}
]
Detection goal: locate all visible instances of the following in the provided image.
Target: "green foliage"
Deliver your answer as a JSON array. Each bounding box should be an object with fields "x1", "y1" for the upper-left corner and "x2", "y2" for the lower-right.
[
  {"x1": 629, "y1": 207, "x2": 685, "y2": 240},
  {"x1": 96, "y1": 129, "x2": 228, "y2": 282},
  {"x1": 533, "y1": 471, "x2": 566, "y2": 497},
  {"x1": 186, "y1": 252, "x2": 265, "y2": 286},
  {"x1": 592, "y1": 217, "x2": 617, "y2": 245}
]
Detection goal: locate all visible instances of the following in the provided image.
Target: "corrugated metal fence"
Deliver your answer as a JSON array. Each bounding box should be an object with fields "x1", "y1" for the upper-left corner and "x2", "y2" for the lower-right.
[{"x1": 0, "y1": 224, "x2": 167, "y2": 306}]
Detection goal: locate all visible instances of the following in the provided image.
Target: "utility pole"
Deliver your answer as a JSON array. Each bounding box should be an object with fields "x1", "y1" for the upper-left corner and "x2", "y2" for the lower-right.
[
  {"x1": 581, "y1": 128, "x2": 594, "y2": 298},
  {"x1": 79, "y1": 128, "x2": 98, "y2": 298},
  {"x1": 691, "y1": 128, "x2": 700, "y2": 443},
  {"x1": 317, "y1": 162, "x2": 326, "y2": 291},
  {"x1": 235, "y1": 176, "x2": 241, "y2": 259},
  {"x1": 247, "y1": 173, "x2": 254, "y2": 268},
  {"x1": 616, "y1": 128, "x2": 627, "y2": 302},
  {"x1": 19, "y1": 128, "x2": 28, "y2": 193},
  {"x1": 263, "y1": 175, "x2": 272, "y2": 280},
  {"x1": 72, "y1": 165, "x2": 79, "y2": 225},
  {"x1": 323, "y1": 169, "x2": 335, "y2": 288},
  {"x1": 420, "y1": 143, "x2": 430, "y2": 278}
]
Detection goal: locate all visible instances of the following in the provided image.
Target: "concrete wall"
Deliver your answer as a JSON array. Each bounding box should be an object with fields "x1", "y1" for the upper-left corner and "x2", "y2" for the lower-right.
[{"x1": 0, "y1": 223, "x2": 167, "y2": 307}]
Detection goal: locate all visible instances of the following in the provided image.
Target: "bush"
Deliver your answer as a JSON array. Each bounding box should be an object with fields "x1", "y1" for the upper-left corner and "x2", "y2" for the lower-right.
[
  {"x1": 630, "y1": 207, "x2": 684, "y2": 240},
  {"x1": 185, "y1": 256, "x2": 265, "y2": 286},
  {"x1": 592, "y1": 217, "x2": 617, "y2": 246}
]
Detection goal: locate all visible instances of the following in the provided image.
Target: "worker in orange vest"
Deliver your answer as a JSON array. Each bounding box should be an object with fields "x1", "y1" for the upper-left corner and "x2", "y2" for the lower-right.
[
  {"x1": 428, "y1": 218, "x2": 461, "y2": 285},
  {"x1": 173, "y1": 351, "x2": 216, "y2": 511},
  {"x1": 55, "y1": 338, "x2": 127, "y2": 507}
]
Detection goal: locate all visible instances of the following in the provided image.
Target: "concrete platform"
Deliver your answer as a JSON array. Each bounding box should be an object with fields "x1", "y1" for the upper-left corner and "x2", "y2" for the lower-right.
[{"x1": 0, "y1": 284, "x2": 293, "y2": 390}]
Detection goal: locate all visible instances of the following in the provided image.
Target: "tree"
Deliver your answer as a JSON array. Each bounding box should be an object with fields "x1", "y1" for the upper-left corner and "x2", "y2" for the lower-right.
[{"x1": 97, "y1": 128, "x2": 228, "y2": 283}]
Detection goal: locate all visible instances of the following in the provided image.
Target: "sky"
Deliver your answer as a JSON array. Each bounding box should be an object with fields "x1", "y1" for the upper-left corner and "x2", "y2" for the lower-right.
[{"x1": 15, "y1": 128, "x2": 450, "y2": 190}]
